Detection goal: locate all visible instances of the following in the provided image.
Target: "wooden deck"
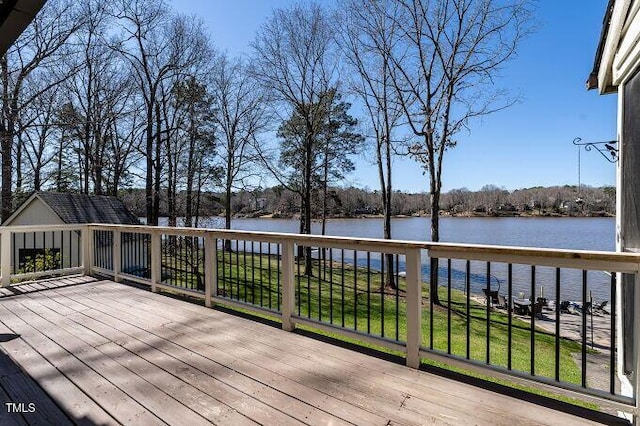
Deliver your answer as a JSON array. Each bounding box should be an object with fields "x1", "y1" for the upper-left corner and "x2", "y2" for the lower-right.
[{"x1": 0, "y1": 276, "x2": 626, "y2": 425}]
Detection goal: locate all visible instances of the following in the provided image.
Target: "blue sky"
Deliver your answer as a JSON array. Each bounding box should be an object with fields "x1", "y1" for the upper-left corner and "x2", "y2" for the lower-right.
[{"x1": 171, "y1": 0, "x2": 617, "y2": 193}]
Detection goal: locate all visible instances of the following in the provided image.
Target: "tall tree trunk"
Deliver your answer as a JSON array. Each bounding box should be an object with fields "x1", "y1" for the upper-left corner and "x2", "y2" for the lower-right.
[
  {"x1": 145, "y1": 99, "x2": 154, "y2": 225},
  {"x1": 429, "y1": 168, "x2": 440, "y2": 305},
  {"x1": 303, "y1": 136, "x2": 313, "y2": 276},
  {"x1": 1, "y1": 124, "x2": 12, "y2": 222},
  {"x1": 56, "y1": 130, "x2": 64, "y2": 192},
  {"x1": 321, "y1": 153, "x2": 328, "y2": 236},
  {"x1": 194, "y1": 166, "x2": 203, "y2": 228},
  {"x1": 166, "y1": 124, "x2": 175, "y2": 227},
  {"x1": 184, "y1": 107, "x2": 196, "y2": 228},
  {"x1": 224, "y1": 179, "x2": 233, "y2": 252},
  {"x1": 153, "y1": 102, "x2": 161, "y2": 225},
  {"x1": 383, "y1": 135, "x2": 395, "y2": 289},
  {"x1": 15, "y1": 134, "x2": 22, "y2": 193}
]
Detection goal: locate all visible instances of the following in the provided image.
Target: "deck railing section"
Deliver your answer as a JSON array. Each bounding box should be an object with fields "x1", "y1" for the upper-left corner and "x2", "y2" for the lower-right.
[
  {"x1": 0, "y1": 224, "x2": 87, "y2": 286},
  {"x1": 1, "y1": 223, "x2": 640, "y2": 415}
]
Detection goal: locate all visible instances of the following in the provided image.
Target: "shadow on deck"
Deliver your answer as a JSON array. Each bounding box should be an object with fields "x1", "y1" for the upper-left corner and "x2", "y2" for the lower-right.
[{"x1": 0, "y1": 276, "x2": 629, "y2": 425}]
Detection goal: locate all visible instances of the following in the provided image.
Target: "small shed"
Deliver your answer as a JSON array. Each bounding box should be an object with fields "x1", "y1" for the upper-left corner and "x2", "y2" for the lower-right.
[
  {"x1": 3, "y1": 192, "x2": 140, "y2": 227},
  {"x1": 2, "y1": 192, "x2": 143, "y2": 275}
]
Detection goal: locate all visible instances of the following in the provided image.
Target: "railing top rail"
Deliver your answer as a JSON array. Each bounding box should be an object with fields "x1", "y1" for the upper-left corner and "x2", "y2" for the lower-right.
[
  {"x1": 426, "y1": 241, "x2": 640, "y2": 265},
  {"x1": 87, "y1": 223, "x2": 423, "y2": 253},
  {"x1": 83, "y1": 223, "x2": 640, "y2": 267}
]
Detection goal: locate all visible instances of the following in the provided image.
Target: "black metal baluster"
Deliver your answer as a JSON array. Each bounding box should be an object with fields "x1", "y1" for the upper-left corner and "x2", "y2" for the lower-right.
[
  {"x1": 259, "y1": 241, "x2": 264, "y2": 307},
  {"x1": 329, "y1": 248, "x2": 334, "y2": 324},
  {"x1": 486, "y1": 261, "x2": 491, "y2": 364},
  {"x1": 42, "y1": 231, "x2": 46, "y2": 272},
  {"x1": 367, "y1": 252, "x2": 371, "y2": 334},
  {"x1": 276, "y1": 244, "x2": 281, "y2": 311},
  {"x1": 381, "y1": 253, "x2": 385, "y2": 338},
  {"x1": 251, "y1": 241, "x2": 256, "y2": 304},
  {"x1": 60, "y1": 231, "x2": 65, "y2": 269},
  {"x1": 12, "y1": 233, "x2": 17, "y2": 274},
  {"x1": 531, "y1": 265, "x2": 536, "y2": 376},
  {"x1": 555, "y1": 267, "x2": 561, "y2": 382},
  {"x1": 307, "y1": 248, "x2": 312, "y2": 318},
  {"x1": 220, "y1": 239, "x2": 225, "y2": 297},
  {"x1": 235, "y1": 240, "x2": 240, "y2": 299},
  {"x1": 395, "y1": 254, "x2": 400, "y2": 341},
  {"x1": 582, "y1": 270, "x2": 588, "y2": 388},
  {"x1": 267, "y1": 243, "x2": 272, "y2": 308},
  {"x1": 243, "y1": 241, "x2": 248, "y2": 300},
  {"x1": 228, "y1": 240, "x2": 233, "y2": 299},
  {"x1": 318, "y1": 248, "x2": 322, "y2": 322},
  {"x1": 341, "y1": 249, "x2": 345, "y2": 328},
  {"x1": 354, "y1": 250, "x2": 358, "y2": 330},
  {"x1": 466, "y1": 260, "x2": 471, "y2": 360},
  {"x1": 297, "y1": 246, "x2": 301, "y2": 315},
  {"x1": 610, "y1": 272, "x2": 616, "y2": 394},
  {"x1": 430, "y1": 257, "x2": 438, "y2": 350},
  {"x1": 447, "y1": 259, "x2": 452, "y2": 354},
  {"x1": 430, "y1": 257, "x2": 436, "y2": 350},
  {"x1": 508, "y1": 263, "x2": 513, "y2": 370}
]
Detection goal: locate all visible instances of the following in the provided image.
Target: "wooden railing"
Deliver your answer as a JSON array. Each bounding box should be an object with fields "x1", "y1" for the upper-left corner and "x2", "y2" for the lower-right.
[{"x1": 1, "y1": 222, "x2": 640, "y2": 417}]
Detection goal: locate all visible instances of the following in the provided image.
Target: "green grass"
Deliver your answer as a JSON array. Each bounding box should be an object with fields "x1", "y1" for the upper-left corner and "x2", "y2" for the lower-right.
[
  {"x1": 211, "y1": 251, "x2": 584, "y2": 384},
  {"x1": 163, "y1": 247, "x2": 586, "y2": 391}
]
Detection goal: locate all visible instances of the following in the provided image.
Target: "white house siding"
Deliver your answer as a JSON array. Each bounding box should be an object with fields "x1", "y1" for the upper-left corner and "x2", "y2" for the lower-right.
[{"x1": 596, "y1": 0, "x2": 640, "y2": 404}]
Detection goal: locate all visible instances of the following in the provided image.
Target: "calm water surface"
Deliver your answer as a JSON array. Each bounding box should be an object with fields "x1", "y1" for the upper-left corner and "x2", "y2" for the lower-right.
[
  {"x1": 168, "y1": 216, "x2": 615, "y2": 301},
  {"x1": 225, "y1": 216, "x2": 615, "y2": 251}
]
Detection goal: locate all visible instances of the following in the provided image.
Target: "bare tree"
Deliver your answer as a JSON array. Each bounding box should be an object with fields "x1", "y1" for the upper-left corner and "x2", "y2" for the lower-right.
[
  {"x1": 341, "y1": 0, "x2": 405, "y2": 289},
  {"x1": 251, "y1": 2, "x2": 338, "y2": 273},
  {"x1": 0, "y1": 0, "x2": 82, "y2": 220},
  {"x1": 114, "y1": 1, "x2": 209, "y2": 225},
  {"x1": 210, "y1": 54, "x2": 268, "y2": 248},
  {"x1": 18, "y1": 84, "x2": 62, "y2": 191},
  {"x1": 388, "y1": 0, "x2": 532, "y2": 303}
]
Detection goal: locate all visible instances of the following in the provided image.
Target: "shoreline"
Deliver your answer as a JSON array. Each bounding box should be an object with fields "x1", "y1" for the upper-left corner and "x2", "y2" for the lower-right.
[{"x1": 240, "y1": 213, "x2": 615, "y2": 220}]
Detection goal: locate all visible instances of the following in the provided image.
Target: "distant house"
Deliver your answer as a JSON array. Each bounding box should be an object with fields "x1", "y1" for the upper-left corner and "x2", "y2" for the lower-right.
[{"x1": 2, "y1": 192, "x2": 142, "y2": 275}]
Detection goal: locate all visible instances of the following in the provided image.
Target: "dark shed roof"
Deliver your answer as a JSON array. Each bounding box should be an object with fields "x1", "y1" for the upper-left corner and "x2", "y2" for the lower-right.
[{"x1": 36, "y1": 192, "x2": 139, "y2": 225}]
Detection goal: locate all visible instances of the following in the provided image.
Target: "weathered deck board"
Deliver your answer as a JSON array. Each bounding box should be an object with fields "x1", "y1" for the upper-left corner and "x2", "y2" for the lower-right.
[
  {"x1": 0, "y1": 276, "x2": 624, "y2": 425},
  {"x1": 62, "y1": 283, "x2": 509, "y2": 425}
]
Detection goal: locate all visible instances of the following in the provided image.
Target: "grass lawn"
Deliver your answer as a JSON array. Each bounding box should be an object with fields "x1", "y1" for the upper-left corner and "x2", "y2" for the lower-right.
[{"x1": 209, "y1": 250, "x2": 584, "y2": 385}]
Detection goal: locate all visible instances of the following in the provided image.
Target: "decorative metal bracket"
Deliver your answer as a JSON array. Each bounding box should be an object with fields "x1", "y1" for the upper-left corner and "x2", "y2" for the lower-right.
[{"x1": 573, "y1": 137, "x2": 618, "y2": 163}]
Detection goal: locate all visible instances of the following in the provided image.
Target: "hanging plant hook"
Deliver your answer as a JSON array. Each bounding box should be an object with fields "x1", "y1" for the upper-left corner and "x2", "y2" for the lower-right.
[{"x1": 572, "y1": 137, "x2": 618, "y2": 163}]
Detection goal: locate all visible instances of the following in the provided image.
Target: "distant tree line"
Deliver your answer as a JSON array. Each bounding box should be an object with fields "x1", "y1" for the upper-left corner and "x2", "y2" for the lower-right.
[{"x1": 119, "y1": 184, "x2": 616, "y2": 219}]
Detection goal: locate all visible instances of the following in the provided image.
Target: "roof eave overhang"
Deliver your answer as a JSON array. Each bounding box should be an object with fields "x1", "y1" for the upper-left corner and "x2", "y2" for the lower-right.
[
  {"x1": 0, "y1": 0, "x2": 47, "y2": 56},
  {"x1": 588, "y1": 0, "x2": 630, "y2": 94}
]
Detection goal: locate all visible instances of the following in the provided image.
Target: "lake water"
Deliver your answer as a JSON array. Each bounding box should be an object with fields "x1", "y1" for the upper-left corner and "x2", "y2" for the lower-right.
[{"x1": 161, "y1": 216, "x2": 616, "y2": 302}]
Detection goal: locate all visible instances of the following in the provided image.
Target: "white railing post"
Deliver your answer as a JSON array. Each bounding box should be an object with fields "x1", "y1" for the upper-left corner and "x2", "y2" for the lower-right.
[
  {"x1": 113, "y1": 229, "x2": 121, "y2": 282},
  {"x1": 82, "y1": 226, "x2": 93, "y2": 276},
  {"x1": 405, "y1": 248, "x2": 423, "y2": 369},
  {"x1": 204, "y1": 233, "x2": 217, "y2": 308},
  {"x1": 281, "y1": 240, "x2": 296, "y2": 331},
  {"x1": 150, "y1": 230, "x2": 161, "y2": 293},
  {"x1": 1, "y1": 230, "x2": 11, "y2": 287}
]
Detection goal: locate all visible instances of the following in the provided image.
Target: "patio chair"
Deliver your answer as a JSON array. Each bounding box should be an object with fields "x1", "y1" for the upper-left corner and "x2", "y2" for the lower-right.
[
  {"x1": 532, "y1": 301, "x2": 544, "y2": 319},
  {"x1": 482, "y1": 288, "x2": 500, "y2": 307},
  {"x1": 497, "y1": 294, "x2": 507, "y2": 309},
  {"x1": 559, "y1": 301, "x2": 571, "y2": 314}
]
